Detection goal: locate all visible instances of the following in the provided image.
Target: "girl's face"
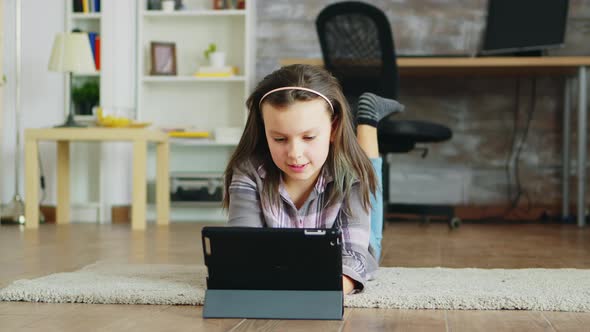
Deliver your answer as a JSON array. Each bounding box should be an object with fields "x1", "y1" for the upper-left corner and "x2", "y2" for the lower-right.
[{"x1": 261, "y1": 99, "x2": 334, "y2": 190}]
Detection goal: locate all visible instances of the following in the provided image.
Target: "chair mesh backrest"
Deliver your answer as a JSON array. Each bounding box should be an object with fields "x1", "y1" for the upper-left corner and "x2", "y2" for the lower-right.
[{"x1": 316, "y1": 2, "x2": 399, "y2": 100}]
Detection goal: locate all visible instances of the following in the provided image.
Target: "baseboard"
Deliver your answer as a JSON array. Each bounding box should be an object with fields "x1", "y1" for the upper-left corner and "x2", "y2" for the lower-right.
[
  {"x1": 454, "y1": 204, "x2": 564, "y2": 222},
  {"x1": 40, "y1": 205, "x2": 56, "y2": 224},
  {"x1": 111, "y1": 205, "x2": 131, "y2": 224},
  {"x1": 39, "y1": 205, "x2": 131, "y2": 224},
  {"x1": 387, "y1": 203, "x2": 569, "y2": 222},
  {"x1": 39, "y1": 203, "x2": 569, "y2": 224}
]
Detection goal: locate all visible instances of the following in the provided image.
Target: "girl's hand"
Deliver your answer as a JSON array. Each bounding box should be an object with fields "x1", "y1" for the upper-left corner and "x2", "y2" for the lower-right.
[{"x1": 342, "y1": 275, "x2": 355, "y2": 294}]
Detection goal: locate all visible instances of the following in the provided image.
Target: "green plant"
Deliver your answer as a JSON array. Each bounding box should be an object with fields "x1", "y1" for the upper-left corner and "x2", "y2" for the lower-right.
[
  {"x1": 203, "y1": 43, "x2": 217, "y2": 60},
  {"x1": 72, "y1": 80, "x2": 99, "y2": 105},
  {"x1": 71, "y1": 80, "x2": 99, "y2": 115}
]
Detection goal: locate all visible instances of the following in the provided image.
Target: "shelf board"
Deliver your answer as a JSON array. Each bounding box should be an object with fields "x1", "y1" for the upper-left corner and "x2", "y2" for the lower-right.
[
  {"x1": 143, "y1": 9, "x2": 246, "y2": 17},
  {"x1": 71, "y1": 13, "x2": 102, "y2": 19},
  {"x1": 170, "y1": 201, "x2": 223, "y2": 208},
  {"x1": 73, "y1": 72, "x2": 100, "y2": 77},
  {"x1": 142, "y1": 75, "x2": 246, "y2": 83},
  {"x1": 169, "y1": 138, "x2": 237, "y2": 147}
]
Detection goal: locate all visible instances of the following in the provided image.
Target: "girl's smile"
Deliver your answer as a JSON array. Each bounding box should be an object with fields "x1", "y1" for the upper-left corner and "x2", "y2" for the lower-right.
[{"x1": 287, "y1": 162, "x2": 309, "y2": 172}]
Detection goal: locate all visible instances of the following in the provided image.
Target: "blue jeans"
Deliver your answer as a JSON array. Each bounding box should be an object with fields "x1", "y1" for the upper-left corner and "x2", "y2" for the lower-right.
[{"x1": 369, "y1": 158, "x2": 383, "y2": 262}]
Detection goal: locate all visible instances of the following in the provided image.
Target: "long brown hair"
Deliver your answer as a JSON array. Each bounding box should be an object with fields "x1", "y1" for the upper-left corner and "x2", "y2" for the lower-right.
[{"x1": 222, "y1": 64, "x2": 377, "y2": 214}]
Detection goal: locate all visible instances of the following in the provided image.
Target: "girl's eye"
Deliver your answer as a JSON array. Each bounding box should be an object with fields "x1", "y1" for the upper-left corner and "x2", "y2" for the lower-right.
[
  {"x1": 273, "y1": 137, "x2": 286, "y2": 142},
  {"x1": 303, "y1": 136, "x2": 316, "y2": 141}
]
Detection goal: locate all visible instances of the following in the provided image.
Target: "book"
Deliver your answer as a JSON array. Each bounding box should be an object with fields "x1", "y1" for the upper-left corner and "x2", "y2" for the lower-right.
[
  {"x1": 88, "y1": 32, "x2": 98, "y2": 69},
  {"x1": 95, "y1": 35, "x2": 101, "y2": 70},
  {"x1": 194, "y1": 66, "x2": 238, "y2": 78},
  {"x1": 73, "y1": 0, "x2": 83, "y2": 12}
]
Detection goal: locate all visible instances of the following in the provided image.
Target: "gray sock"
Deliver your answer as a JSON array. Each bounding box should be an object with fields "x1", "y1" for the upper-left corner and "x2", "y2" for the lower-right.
[{"x1": 356, "y1": 92, "x2": 405, "y2": 127}]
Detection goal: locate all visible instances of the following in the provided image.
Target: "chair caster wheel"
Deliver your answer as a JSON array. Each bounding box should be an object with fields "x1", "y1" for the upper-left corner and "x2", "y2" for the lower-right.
[{"x1": 449, "y1": 217, "x2": 461, "y2": 229}]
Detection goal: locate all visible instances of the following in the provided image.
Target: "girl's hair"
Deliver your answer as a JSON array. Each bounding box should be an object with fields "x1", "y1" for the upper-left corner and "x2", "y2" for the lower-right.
[{"x1": 222, "y1": 64, "x2": 377, "y2": 214}]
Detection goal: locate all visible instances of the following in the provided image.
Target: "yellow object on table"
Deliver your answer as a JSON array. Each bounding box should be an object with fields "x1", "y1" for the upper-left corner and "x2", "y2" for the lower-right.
[
  {"x1": 95, "y1": 107, "x2": 151, "y2": 128},
  {"x1": 167, "y1": 131, "x2": 210, "y2": 138}
]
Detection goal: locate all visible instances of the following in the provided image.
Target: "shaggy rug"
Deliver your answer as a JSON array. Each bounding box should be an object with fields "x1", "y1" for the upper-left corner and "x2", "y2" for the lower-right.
[{"x1": 1, "y1": 261, "x2": 589, "y2": 312}]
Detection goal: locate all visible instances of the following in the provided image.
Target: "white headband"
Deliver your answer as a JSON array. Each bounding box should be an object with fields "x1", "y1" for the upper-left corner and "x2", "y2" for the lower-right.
[{"x1": 259, "y1": 86, "x2": 334, "y2": 112}]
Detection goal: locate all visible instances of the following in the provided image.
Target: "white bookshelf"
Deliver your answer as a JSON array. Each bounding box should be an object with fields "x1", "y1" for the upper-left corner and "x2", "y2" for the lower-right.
[
  {"x1": 137, "y1": 0, "x2": 256, "y2": 221},
  {"x1": 143, "y1": 9, "x2": 246, "y2": 17},
  {"x1": 141, "y1": 75, "x2": 247, "y2": 83},
  {"x1": 70, "y1": 12, "x2": 102, "y2": 19}
]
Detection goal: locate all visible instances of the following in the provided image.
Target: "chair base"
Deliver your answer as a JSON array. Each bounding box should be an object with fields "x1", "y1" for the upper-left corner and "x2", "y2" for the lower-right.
[{"x1": 385, "y1": 203, "x2": 461, "y2": 229}]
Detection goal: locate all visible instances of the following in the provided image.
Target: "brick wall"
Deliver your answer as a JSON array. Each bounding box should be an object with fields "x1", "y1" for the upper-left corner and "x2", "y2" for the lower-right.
[{"x1": 255, "y1": 0, "x2": 590, "y2": 207}]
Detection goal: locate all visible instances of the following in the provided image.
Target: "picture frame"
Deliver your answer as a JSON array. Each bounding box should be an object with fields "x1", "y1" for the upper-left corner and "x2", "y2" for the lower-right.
[{"x1": 150, "y1": 41, "x2": 177, "y2": 75}]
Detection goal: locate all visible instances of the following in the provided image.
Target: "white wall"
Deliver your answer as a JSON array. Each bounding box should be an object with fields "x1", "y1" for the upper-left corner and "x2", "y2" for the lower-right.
[{"x1": 1, "y1": 0, "x2": 64, "y2": 206}]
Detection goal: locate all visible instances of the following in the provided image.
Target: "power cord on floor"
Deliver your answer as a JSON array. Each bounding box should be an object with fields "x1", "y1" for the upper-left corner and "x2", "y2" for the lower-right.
[
  {"x1": 479, "y1": 77, "x2": 537, "y2": 222},
  {"x1": 38, "y1": 150, "x2": 46, "y2": 223}
]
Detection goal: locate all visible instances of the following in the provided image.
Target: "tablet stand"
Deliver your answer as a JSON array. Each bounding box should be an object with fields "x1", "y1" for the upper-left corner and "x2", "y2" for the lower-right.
[{"x1": 203, "y1": 289, "x2": 343, "y2": 320}]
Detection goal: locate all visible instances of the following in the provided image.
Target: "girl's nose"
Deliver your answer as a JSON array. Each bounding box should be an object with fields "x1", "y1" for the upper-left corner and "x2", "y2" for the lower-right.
[{"x1": 287, "y1": 141, "x2": 303, "y2": 160}]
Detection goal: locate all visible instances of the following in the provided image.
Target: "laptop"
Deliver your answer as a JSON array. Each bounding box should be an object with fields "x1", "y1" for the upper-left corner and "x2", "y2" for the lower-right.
[{"x1": 201, "y1": 226, "x2": 343, "y2": 320}]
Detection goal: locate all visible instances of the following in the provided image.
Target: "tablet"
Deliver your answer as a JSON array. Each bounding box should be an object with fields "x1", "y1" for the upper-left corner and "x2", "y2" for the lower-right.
[
  {"x1": 202, "y1": 226, "x2": 343, "y2": 291},
  {"x1": 201, "y1": 226, "x2": 344, "y2": 319}
]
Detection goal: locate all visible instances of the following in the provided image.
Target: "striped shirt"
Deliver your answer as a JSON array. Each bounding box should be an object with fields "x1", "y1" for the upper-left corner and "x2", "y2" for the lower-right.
[{"x1": 228, "y1": 160, "x2": 378, "y2": 290}]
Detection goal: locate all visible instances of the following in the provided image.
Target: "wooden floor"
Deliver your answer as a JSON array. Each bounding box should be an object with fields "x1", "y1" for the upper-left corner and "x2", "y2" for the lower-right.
[{"x1": 1, "y1": 221, "x2": 589, "y2": 331}]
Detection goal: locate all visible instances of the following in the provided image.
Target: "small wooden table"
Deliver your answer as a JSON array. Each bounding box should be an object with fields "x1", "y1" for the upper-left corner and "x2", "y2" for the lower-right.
[{"x1": 24, "y1": 128, "x2": 170, "y2": 230}]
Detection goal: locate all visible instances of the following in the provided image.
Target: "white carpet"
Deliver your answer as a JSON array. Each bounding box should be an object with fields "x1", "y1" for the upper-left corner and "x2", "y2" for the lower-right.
[{"x1": 1, "y1": 261, "x2": 590, "y2": 312}]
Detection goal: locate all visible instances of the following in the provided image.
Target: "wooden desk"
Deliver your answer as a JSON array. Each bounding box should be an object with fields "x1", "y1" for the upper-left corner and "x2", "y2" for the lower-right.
[
  {"x1": 24, "y1": 128, "x2": 170, "y2": 230},
  {"x1": 281, "y1": 56, "x2": 590, "y2": 226}
]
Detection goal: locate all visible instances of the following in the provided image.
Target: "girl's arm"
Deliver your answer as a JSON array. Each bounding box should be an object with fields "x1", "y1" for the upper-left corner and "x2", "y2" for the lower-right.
[
  {"x1": 227, "y1": 166, "x2": 265, "y2": 227},
  {"x1": 340, "y1": 183, "x2": 374, "y2": 292},
  {"x1": 342, "y1": 275, "x2": 355, "y2": 294}
]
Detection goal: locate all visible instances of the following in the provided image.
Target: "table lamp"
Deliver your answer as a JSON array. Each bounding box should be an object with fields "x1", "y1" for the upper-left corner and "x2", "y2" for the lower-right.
[{"x1": 48, "y1": 32, "x2": 97, "y2": 127}]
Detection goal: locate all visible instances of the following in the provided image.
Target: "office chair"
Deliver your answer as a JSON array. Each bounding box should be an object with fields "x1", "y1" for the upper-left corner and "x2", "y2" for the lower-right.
[{"x1": 316, "y1": 1, "x2": 459, "y2": 228}]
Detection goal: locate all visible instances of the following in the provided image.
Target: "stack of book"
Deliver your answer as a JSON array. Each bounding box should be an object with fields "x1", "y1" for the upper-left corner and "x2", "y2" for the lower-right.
[
  {"x1": 194, "y1": 66, "x2": 238, "y2": 78},
  {"x1": 73, "y1": 0, "x2": 101, "y2": 13}
]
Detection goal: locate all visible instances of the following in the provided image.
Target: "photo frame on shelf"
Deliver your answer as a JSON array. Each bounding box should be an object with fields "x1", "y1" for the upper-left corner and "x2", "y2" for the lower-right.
[{"x1": 150, "y1": 41, "x2": 177, "y2": 75}]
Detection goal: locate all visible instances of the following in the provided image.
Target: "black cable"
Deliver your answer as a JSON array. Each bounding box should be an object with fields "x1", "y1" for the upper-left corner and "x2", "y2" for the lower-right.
[
  {"x1": 38, "y1": 150, "x2": 46, "y2": 204},
  {"x1": 477, "y1": 77, "x2": 537, "y2": 223},
  {"x1": 506, "y1": 78, "x2": 520, "y2": 208},
  {"x1": 510, "y1": 77, "x2": 536, "y2": 215}
]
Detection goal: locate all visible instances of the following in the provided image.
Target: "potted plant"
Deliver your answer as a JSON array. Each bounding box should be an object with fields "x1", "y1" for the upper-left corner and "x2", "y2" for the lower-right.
[
  {"x1": 203, "y1": 43, "x2": 225, "y2": 67},
  {"x1": 71, "y1": 80, "x2": 99, "y2": 115}
]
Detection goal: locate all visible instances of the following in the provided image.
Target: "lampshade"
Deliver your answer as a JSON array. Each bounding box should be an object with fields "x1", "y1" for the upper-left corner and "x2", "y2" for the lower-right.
[{"x1": 48, "y1": 32, "x2": 96, "y2": 74}]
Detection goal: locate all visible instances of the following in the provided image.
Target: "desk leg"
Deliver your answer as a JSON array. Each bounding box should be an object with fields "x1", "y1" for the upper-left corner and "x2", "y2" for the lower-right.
[
  {"x1": 562, "y1": 78, "x2": 571, "y2": 220},
  {"x1": 577, "y1": 66, "x2": 587, "y2": 227},
  {"x1": 156, "y1": 141, "x2": 170, "y2": 225},
  {"x1": 132, "y1": 140, "x2": 147, "y2": 230},
  {"x1": 24, "y1": 138, "x2": 39, "y2": 229},
  {"x1": 57, "y1": 141, "x2": 71, "y2": 224}
]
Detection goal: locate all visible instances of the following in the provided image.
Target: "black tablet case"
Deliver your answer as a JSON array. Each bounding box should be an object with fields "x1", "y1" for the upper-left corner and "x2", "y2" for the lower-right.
[{"x1": 201, "y1": 227, "x2": 343, "y2": 320}]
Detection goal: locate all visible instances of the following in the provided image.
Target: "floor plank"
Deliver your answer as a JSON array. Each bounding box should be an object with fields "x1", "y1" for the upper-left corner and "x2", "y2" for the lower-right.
[
  {"x1": 446, "y1": 310, "x2": 554, "y2": 332},
  {"x1": 342, "y1": 308, "x2": 447, "y2": 331}
]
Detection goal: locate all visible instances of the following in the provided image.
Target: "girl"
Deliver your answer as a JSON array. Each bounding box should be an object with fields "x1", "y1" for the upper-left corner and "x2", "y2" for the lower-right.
[{"x1": 223, "y1": 64, "x2": 403, "y2": 294}]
